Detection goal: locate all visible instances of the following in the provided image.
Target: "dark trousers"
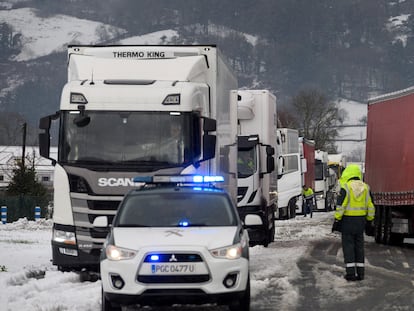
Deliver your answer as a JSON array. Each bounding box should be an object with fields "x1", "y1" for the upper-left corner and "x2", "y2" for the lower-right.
[
  {"x1": 341, "y1": 216, "x2": 366, "y2": 278},
  {"x1": 304, "y1": 199, "x2": 313, "y2": 217}
]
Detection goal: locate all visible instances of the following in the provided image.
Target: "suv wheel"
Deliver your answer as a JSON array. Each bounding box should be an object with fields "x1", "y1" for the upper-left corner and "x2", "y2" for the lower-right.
[
  {"x1": 102, "y1": 288, "x2": 121, "y2": 311},
  {"x1": 228, "y1": 276, "x2": 250, "y2": 311}
]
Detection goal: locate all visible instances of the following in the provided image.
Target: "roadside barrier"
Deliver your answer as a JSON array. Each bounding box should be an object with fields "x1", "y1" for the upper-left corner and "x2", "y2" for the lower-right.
[
  {"x1": 0, "y1": 205, "x2": 43, "y2": 224},
  {"x1": 1, "y1": 206, "x2": 6, "y2": 224},
  {"x1": 35, "y1": 206, "x2": 41, "y2": 221}
]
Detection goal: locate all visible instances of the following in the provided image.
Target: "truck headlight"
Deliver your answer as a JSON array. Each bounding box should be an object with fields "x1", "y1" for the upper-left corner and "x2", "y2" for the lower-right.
[
  {"x1": 210, "y1": 243, "x2": 242, "y2": 260},
  {"x1": 53, "y1": 229, "x2": 76, "y2": 245},
  {"x1": 106, "y1": 244, "x2": 137, "y2": 261}
]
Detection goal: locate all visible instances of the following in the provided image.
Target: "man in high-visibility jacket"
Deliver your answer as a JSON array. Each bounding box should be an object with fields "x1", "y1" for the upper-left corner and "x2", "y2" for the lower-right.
[
  {"x1": 332, "y1": 164, "x2": 375, "y2": 281},
  {"x1": 302, "y1": 185, "x2": 315, "y2": 218}
]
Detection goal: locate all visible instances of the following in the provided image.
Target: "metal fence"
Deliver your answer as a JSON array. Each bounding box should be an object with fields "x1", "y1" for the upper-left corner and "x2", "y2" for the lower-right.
[{"x1": 0, "y1": 195, "x2": 49, "y2": 223}]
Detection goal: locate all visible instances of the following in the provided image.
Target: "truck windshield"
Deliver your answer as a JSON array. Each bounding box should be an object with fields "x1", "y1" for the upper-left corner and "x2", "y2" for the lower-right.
[
  {"x1": 59, "y1": 111, "x2": 199, "y2": 169},
  {"x1": 115, "y1": 192, "x2": 237, "y2": 227},
  {"x1": 238, "y1": 148, "x2": 256, "y2": 178}
]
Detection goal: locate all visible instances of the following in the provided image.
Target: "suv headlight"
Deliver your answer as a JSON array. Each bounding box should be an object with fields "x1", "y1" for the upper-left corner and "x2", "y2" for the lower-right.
[
  {"x1": 210, "y1": 243, "x2": 242, "y2": 260},
  {"x1": 106, "y1": 244, "x2": 137, "y2": 261}
]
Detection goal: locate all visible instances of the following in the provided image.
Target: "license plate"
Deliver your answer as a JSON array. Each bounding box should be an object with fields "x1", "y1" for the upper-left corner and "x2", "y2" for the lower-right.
[{"x1": 151, "y1": 263, "x2": 196, "y2": 274}]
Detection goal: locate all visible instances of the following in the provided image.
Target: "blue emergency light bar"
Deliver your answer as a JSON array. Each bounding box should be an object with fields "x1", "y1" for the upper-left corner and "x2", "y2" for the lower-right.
[{"x1": 133, "y1": 175, "x2": 224, "y2": 184}]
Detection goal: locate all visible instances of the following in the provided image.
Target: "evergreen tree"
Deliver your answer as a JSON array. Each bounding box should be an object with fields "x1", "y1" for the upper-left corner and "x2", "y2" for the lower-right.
[{"x1": 6, "y1": 157, "x2": 48, "y2": 205}]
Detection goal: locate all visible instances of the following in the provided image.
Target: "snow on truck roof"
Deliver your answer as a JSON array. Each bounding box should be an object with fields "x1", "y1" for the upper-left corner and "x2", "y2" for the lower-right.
[{"x1": 367, "y1": 85, "x2": 414, "y2": 104}]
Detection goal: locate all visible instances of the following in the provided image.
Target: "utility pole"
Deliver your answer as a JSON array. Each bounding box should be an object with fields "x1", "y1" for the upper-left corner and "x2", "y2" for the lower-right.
[{"x1": 21, "y1": 122, "x2": 26, "y2": 169}]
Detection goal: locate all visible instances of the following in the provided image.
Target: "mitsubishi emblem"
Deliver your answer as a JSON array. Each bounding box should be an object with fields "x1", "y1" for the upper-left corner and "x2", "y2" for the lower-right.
[{"x1": 169, "y1": 254, "x2": 178, "y2": 262}]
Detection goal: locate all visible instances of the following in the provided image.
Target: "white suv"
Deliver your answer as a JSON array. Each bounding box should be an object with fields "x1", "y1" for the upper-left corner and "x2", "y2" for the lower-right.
[{"x1": 96, "y1": 175, "x2": 250, "y2": 311}]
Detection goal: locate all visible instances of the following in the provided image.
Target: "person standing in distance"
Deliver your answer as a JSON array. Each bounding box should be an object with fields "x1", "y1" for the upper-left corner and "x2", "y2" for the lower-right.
[
  {"x1": 332, "y1": 164, "x2": 375, "y2": 281},
  {"x1": 302, "y1": 185, "x2": 315, "y2": 218}
]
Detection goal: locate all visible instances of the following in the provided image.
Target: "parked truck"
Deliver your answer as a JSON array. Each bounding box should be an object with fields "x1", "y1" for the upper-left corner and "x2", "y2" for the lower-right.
[
  {"x1": 314, "y1": 150, "x2": 337, "y2": 211},
  {"x1": 365, "y1": 88, "x2": 414, "y2": 245},
  {"x1": 237, "y1": 90, "x2": 280, "y2": 246},
  {"x1": 328, "y1": 153, "x2": 346, "y2": 182},
  {"x1": 38, "y1": 45, "x2": 238, "y2": 272},
  {"x1": 277, "y1": 128, "x2": 303, "y2": 219}
]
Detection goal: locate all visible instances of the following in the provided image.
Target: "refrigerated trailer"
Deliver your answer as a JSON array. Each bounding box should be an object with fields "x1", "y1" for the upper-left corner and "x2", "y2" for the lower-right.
[{"x1": 38, "y1": 45, "x2": 238, "y2": 272}]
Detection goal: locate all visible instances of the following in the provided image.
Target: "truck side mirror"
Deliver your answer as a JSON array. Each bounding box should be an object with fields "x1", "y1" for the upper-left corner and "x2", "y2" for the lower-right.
[
  {"x1": 202, "y1": 134, "x2": 216, "y2": 160},
  {"x1": 39, "y1": 116, "x2": 51, "y2": 130},
  {"x1": 266, "y1": 146, "x2": 275, "y2": 156},
  {"x1": 39, "y1": 116, "x2": 52, "y2": 159},
  {"x1": 267, "y1": 155, "x2": 275, "y2": 173},
  {"x1": 203, "y1": 117, "x2": 216, "y2": 132},
  {"x1": 39, "y1": 112, "x2": 60, "y2": 161},
  {"x1": 39, "y1": 133, "x2": 50, "y2": 159},
  {"x1": 265, "y1": 146, "x2": 275, "y2": 173}
]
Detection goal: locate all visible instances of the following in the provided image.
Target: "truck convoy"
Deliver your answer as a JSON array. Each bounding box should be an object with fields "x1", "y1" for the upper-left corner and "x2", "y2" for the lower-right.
[
  {"x1": 236, "y1": 90, "x2": 279, "y2": 246},
  {"x1": 314, "y1": 150, "x2": 337, "y2": 211},
  {"x1": 277, "y1": 128, "x2": 303, "y2": 219},
  {"x1": 365, "y1": 87, "x2": 414, "y2": 245},
  {"x1": 38, "y1": 45, "x2": 238, "y2": 272}
]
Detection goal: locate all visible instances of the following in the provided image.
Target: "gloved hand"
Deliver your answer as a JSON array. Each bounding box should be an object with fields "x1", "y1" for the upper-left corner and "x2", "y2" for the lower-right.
[
  {"x1": 365, "y1": 220, "x2": 375, "y2": 236},
  {"x1": 332, "y1": 219, "x2": 342, "y2": 233}
]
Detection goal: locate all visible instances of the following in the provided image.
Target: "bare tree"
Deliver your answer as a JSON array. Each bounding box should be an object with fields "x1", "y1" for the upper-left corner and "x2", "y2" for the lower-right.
[{"x1": 290, "y1": 89, "x2": 344, "y2": 152}]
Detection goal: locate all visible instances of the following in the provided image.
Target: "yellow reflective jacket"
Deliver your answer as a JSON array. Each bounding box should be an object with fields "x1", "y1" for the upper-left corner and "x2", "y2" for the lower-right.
[
  {"x1": 302, "y1": 187, "x2": 314, "y2": 200},
  {"x1": 335, "y1": 180, "x2": 375, "y2": 221}
]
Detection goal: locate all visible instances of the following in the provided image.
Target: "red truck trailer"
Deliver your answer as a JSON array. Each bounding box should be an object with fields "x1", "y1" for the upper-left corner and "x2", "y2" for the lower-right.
[
  {"x1": 365, "y1": 87, "x2": 414, "y2": 245},
  {"x1": 298, "y1": 137, "x2": 315, "y2": 214},
  {"x1": 301, "y1": 137, "x2": 315, "y2": 190}
]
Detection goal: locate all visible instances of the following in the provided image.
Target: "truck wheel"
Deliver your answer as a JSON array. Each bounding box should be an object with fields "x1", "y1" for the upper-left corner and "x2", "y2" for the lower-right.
[
  {"x1": 269, "y1": 205, "x2": 275, "y2": 243},
  {"x1": 390, "y1": 233, "x2": 404, "y2": 245},
  {"x1": 102, "y1": 288, "x2": 121, "y2": 311},
  {"x1": 228, "y1": 276, "x2": 250, "y2": 311},
  {"x1": 382, "y1": 206, "x2": 392, "y2": 245},
  {"x1": 287, "y1": 199, "x2": 296, "y2": 219},
  {"x1": 374, "y1": 206, "x2": 383, "y2": 244}
]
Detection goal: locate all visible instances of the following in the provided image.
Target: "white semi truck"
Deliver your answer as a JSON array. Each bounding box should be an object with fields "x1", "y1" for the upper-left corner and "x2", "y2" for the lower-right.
[
  {"x1": 314, "y1": 150, "x2": 337, "y2": 211},
  {"x1": 277, "y1": 128, "x2": 303, "y2": 219},
  {"x1": 38, "y1": 45, "x2": 238, "y2": 273},
  {"x1": 236, "y1": 90, "x2": 280, "y2": 247}
]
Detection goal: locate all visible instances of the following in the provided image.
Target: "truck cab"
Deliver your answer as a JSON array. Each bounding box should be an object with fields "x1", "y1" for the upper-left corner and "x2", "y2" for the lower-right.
[
  {"x1": 236, "y1": 90, "x2": 279, "y2": 246},
  {"x1": 277, "y1": 128, "x2": 303, "y2": 219}
]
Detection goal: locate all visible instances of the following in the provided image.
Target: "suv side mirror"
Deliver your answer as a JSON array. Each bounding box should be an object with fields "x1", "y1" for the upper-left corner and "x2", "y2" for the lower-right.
[
  {"x1": 244, "y1": 214, "x2": 263, "y2": 226},
  {"x1": 93, "y1": 216, "x2": 109, "y2": 227}
]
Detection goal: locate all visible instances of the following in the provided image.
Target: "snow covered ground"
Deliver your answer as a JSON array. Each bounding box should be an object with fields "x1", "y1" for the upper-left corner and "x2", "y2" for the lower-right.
[{"x1": 0, "y1": 212, "x2": 350, "y2": 311}]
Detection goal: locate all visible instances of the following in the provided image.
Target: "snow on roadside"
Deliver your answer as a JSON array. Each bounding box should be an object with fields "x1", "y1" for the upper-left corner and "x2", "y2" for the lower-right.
[{"x1": 0, "y1": 213, "x2": 334, "y2": 311}]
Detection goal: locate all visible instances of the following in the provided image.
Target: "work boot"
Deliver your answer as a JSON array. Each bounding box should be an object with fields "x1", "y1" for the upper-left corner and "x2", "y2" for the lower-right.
[
  {"x1": 356, "y1": 267, "x2": 364, "y2": 281},
  {"x1": 344, "y1": 274, "x2": 357, "y2": 281}
]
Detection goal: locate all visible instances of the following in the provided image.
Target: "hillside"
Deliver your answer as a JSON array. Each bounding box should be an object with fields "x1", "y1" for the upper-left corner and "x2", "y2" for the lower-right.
[{"x1": 0, "y1": 0, "x2": 413, "y2": 156}]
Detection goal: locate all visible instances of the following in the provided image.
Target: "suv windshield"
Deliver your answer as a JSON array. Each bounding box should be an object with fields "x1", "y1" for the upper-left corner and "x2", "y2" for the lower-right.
[{"x1": 114, "y1": 191, "x2": 237, "y2": 227}]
